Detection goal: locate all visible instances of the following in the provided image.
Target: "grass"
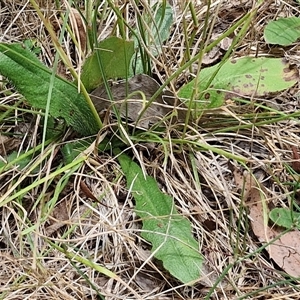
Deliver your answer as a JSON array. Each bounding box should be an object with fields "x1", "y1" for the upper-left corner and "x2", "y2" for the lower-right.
[{"x1": 1, "y1": 0, "x2": 300, "y2": 299}]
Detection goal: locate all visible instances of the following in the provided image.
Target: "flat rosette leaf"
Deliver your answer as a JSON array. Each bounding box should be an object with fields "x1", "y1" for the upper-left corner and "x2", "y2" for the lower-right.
[
  {"x1": 81, "y1": 37, "x2": 134, "y2": 92},
  {"x1": 117, "y1": 153, "x2": 204, "y2": 284},
  {"x1": 264, "y1": 17, "x2": 300, "y2": 46},
  {"x1": 178, "y1": 57, "x2": 298, "y2": 111},
  {"x1": 0, "y1": 43, "x2": 99, "y2": 136},
  {"x1": 269, "y1": 208, "x2": 300, "y2": 229}
]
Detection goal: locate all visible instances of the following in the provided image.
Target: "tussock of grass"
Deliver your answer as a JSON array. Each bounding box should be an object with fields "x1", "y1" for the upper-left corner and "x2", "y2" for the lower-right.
[{"x1": 1, "y1": 0, "x2": 300, "y2": 299}]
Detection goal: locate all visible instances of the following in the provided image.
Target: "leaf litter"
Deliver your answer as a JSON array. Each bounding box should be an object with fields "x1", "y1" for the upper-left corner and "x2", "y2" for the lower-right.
[
  {"x1": 233, "y1": 167, "x2": 300, "y2": 278},
  {"x1": 90, "y1": 74, "x2": 188, "y2": 128},
  {"x1": 2, "y1": 0, "x2": 300, "y2": 299}
]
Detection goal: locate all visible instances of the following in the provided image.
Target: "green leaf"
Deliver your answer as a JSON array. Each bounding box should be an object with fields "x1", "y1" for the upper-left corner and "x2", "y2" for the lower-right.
[
  {"x1": 178, "y1": 57, "x2": 298, "y2": 110},
  {"x1": 264, "y1": 17, "x2": 300, "y2": 46},
  {"x1": 117, "y1": 153, "x2": 204, "y2": 284},
  {"x1": 81, "y1": 37, "x2": 134, "y2": 91},
  {"x1": 61, "y1": 137, "x2": 125, "y2": 165},
  {"x1": 61, "y1": 140, "x2": 91, "y2": 165},
  {"x1": 42, "y1": 116, "x2": 65, "y2": 140},
  {"x1": 23, "y1": 39, "x2": 42, "y2": 55},
  {"x1": 269, "y1": 208, "x2": 300, "y2": 229},
  {"x1": 0, "y1": 151, "x2": 32, "y2": 170},
  {"x1": 130, "y1": 2, "x2": 173, "y2": 75},
  {"x1": 0, "y1": 43, "x2": 99, "y2": 136},
  {"x1": 147, "y1": 2, "x2": 173, "y2": 55}
]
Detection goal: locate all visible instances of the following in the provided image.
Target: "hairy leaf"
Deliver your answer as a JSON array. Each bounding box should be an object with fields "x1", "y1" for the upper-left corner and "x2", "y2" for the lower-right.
[
  {"x1": 264, "y1": 17, "x2": 300, "y2": 46},
  {"x1": 117, "y1": 153, "x2": 204, "y2": 284},
  {"x1": 178, "y1": 57, "x2": 298, "y2": 110},
  {"x1": 0, "y1": 43, "x2": 99, "y2": 135},
  {"x1": 81, "y1": 37, "x2": 134, "y2": 91}
]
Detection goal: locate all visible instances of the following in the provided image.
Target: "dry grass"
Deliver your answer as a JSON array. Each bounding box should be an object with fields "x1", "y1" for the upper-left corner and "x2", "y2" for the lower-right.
[{"x1": 1, "y1": 0, "x2": 300, "y2": 299}]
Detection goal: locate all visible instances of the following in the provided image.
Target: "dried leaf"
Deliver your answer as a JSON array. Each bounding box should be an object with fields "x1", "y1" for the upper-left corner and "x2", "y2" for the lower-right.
[
  {"x1": 46, "y1": 200, "x2": 69, "y2": 235},
  {"x1": 0, "y1": 134, "x2": 21, "y2": 156},
  {"x1": 90, "y1": 74, "x2": 188, "y2": 128},
  {"x1": 202, "y1": 46, "x2": 222, "y2": 66},
  {"x1": 70, "y1": 8, "x2": 86, "y2": 54},
  {"x1": 79, "y1": 180, "x2": 109, "y2": 208},
  {"x1": 291, "y1": 146, "x2": 300, "y2": 173},
  {"x1": 234, "y1": 168, "x2": 300, "y2": 278},
  {"x1": 80, "y1": 180, "x2": 99, "y2": 202}
]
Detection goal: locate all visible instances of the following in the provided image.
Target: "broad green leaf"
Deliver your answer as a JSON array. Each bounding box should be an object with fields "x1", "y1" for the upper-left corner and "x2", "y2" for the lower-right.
[
  {"x1": 178, "y1": 57, "x2": 298, "y2": 110},
  {"x1": 130, "y1": 2, "x2": 173, "y2": 75},
  {"x1": 264, "y1": 17, "x2": 300, "y2": 46},
  {"x1": 0, "y1": 151, "x2": 32, "y2": 170},
  {"x1": 0, "y1": 43, "x2": 99, "y2": 136},
  {"x1": 147, "y1": 2, "x2": 173, "y2": 55},
  {"x1": 269, "y1": 208, "x2": 300, "y2": 229},
  {"x1": 81, "y1": 37, "x2": 134, "y2": 91},
  {"x1": 117, "y1": 153, "x2": 203, "y2": 284},
  {"x1": 61, "y1": 136, "x2": 125, "y2": 165}
]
